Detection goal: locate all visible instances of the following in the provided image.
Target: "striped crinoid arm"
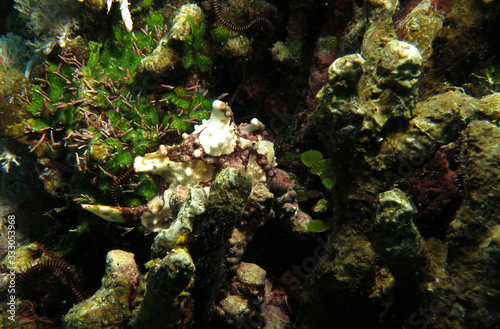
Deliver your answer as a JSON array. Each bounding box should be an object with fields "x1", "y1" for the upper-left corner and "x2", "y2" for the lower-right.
[
  {"x1": 16, "y1": 258, "x2": 84, "y2": 303},
  {"x1": 212, "y1": 0, "x2": 273, "y2": 32}
]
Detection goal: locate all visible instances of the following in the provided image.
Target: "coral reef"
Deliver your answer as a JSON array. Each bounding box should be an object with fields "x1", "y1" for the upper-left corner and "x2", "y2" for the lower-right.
[
  {"x1": 14, "y1": 0, "x2": 80, "y2": 55},
  {"x1": 295, "y1": 1, "x2": 500, "y2": 328},
  {"x1": 1, "y1": 0, "x2": 500, "y2": 328},
  {"x1": 63, "y1": 249, "x2": 140, "y2": 328},
  {"x1": 130, "y1": 248, "x2": 195, "y2": 329},
  {"x1": 216, "y1": 261, "x2": 291, "y2": 328}
]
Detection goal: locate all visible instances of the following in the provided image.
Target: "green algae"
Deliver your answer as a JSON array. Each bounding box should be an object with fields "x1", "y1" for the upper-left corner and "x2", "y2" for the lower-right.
[
  {"x1": 181, "y1": 15, "x2": 213, "y2": 72},
  {"x1": 13, "y1": 9, "x2": 212, "y2": 207},
  {"x1": 301, "y1": 149, "x2": 323, "y2": 167},
  {"x1": 162, "y1": 91, "x2": 212, "y2": 132},
  {"x1": 307, "y1": 219, "x2": 330, "y2": 233},
  {"x1": 210, "y1": 26, "x2": 231, "y2": 43},
  {"x1": 196, "y1": 53, "x2": 213, "y2": 73},
  {"x1": 287, "y1": 40, "x2": 302, "y2": 57},
  {"x1": 146, "y1": 12, "x2": 164, "y2": 31},
  {"x1": 301, "y1": 150, "x2": 335, "y2": 189}
]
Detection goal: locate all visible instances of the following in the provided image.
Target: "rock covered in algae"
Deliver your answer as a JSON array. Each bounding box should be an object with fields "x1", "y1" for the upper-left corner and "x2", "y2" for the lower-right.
[
  {"x1": 0, "y1": 68, "x2": 30, "y2": 138},
  {"x1": 302, "y1": 23, "x2": 500, "y2": 327},
  {"x1": 216, "y1": 262, "x2": 264, "y2": 325},
  {"x1": 227, "y1": 182, "x2": 275, "y2": 271},
  {"x1": 82, "y1": 0, "x2": 106, "y2": 11},
  {"x1": 130, "y1": 248, "x2": 195, "y2": 329},
  {"x1": 397, "y1": 0, "x2": 445, "y2": 60},
  {"x1": 327, "y1": 53, "x2": 365, "y2": 88},
  {"x1": 89, "y1": 140, "x2": 114, "y2": 164},
  {"x1": 169, "y1": 4, "x2": 204, "y2": 42},
  {"x1": 437, "y1": 119, "x2": 500, "y2": 329},
  {"x1": 294, "y1": 232, "x2": 376, "y2": 329},
  {"x1": 63, "y1": 250, "x2": 140, "y2": 329},
  {"x1": 216, "y1": 262, "x2": 291, "y2": 328},
  {"x1": 297, "y1": 2, "x2": 472, "y2": 327},
  {"x1": 374, "y1": 188, "x2": 433, "y2": 285},
  {"x1": 313, "y1": 41, "x2": 424, "y2": 154},
  {"x1": 206, "y1": 168, "x2": 253, "y2": 224},
  {"x1": 189, "y1": 167, "x2": 252, "y2": 324},
  {"x1": 140, "y1": 4, "x2": 203, "y2": 73},
  {"x1": 151, "y1": 185, "x2": 207, "y2": 258},
  {"x1": 216, "y1": 294, "x2": 251, "y2": 326},
  {"x1": 377, "y1": 39, "x2": 423, "y2": 90},
  {"x1": 234, "y1": 261, "x2": 267, "y2": 298}
]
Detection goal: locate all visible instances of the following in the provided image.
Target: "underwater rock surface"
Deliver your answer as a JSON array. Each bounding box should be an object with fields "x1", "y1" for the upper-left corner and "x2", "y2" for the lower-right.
[
  {"x1": 130, "y1": 248, "x2": 195, "y2": 329},
  {"x1": 1, "y1": 0, "x2": 500, "y2": 328},
  {"x1": 296, "y1": 0, "x2": 500, "y2": 328},
  {"x1": 63, "y1": 250, "x2": 140, "y2": 329},
  {"x1": 442, "y1": 119, "x2": 500, "y2": 328}
]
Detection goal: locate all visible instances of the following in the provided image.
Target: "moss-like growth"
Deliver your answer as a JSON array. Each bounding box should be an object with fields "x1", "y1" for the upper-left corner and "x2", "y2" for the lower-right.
[
  {"x1": 135, "y1": 174, "x2": 158, "y2": 200},
  {"x1": 182, "y1": 41, "x2": 195, "y2": 69},
  {"x1": 307, "y1": 219, "x2": 330, "y2": 233},
  {"x1": 187, "y1": 15, "x2": 206, "y2": 51},
  {"x1": 11, "y1": 6, "x2": 217, "y2": 208},
  {"x1": 196, "y1": 53, "x2": 213, "y2": 72},
  {"x1": 210, "y1": 26, "x2": 231, "y2": 43},
  {"x1": 287, "y1": 40, "x2": 302, "y2": 57},
  {"x1": 14, "y1": 10, "x2": 176, "y2": 207},
  {"x1": 160, "y1": 90, "x2": 212, "y2": 133},
  {"x1": 180, "y1": 15, "x2": 213, "y2": 73},
  {"x1": 146, "y1": 12, "x2": 164, "y2": 31}
]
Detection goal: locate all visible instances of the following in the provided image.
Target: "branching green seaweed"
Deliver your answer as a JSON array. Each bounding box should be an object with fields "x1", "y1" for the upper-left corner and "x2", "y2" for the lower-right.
[
  {"x1": 181, "y1": 15, "x2": 213, "y2": 72},
  {"x1": 18, "y1": 10, "x2": 214, "y2": 208}
]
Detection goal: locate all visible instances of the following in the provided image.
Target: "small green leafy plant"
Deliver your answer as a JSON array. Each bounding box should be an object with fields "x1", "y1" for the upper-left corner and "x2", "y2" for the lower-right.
[
  {"x1": 181, "y1": 15, "x2": 213, "y2": 72},
  {"x1": 307, "y1": 219, "x2": 330, "y2": 233},
  {"x1": 301, "y1": 150, "x2": 335, "y2": 189},
  {"x1": 286, "y1": 40, "x2": 302, "y2": 57}
]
